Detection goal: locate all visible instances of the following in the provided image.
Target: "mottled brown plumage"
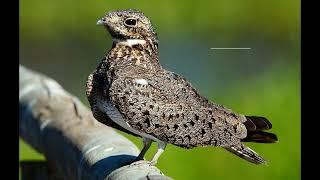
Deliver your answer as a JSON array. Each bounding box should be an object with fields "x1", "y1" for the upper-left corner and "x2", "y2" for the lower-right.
[{"x1": 87, "y1": 9, "x2": 278, "y2": 165}]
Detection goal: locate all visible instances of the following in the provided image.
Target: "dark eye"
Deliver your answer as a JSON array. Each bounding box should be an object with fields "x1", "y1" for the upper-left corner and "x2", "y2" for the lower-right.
[{"x1": 124, "y1": 18, "x2": 137, "y2": 27}]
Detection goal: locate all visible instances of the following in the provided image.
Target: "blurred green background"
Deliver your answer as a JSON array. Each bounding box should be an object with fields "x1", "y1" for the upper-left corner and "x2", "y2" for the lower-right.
[{"x1": 20, "y1": 0, "x2": 300, "y2": 179}]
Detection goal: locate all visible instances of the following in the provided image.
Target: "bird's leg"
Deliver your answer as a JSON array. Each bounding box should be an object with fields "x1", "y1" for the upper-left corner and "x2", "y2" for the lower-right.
[
  {"x1": 135, "y1": 137, "x2": 152, "y2": 161},
  {"x1": 150, "y1": 141, "x2": 167, "y2": 165}
]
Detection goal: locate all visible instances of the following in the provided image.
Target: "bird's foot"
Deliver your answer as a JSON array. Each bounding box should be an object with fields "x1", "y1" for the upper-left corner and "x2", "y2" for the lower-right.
[
  {"x1": 130, "y1": 160, "x2": 157, "y2": 168},
  {"x1": 131, "y1": 137, "x2": 152, "y2": 163},
  {"x1": 132, "y1": 160, "x2": 157, "y2": 166},
  {"x1": 148, "y1": 160, "x2": 157, "y2": 166}
]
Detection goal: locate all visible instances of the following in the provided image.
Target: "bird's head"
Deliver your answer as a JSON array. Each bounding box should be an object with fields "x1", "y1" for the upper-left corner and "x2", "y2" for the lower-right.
[{"x1": 97, "y1": 9, "x2": 158, "y2": 45}]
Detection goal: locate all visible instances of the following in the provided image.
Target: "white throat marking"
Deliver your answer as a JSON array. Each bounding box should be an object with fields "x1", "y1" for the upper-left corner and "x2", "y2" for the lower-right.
[{"x1": 113, "y1": 39, "x2": 146, "y2": 47}]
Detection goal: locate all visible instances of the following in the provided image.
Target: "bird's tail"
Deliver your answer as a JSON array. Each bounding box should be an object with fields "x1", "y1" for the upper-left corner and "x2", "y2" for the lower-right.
[
  {"x1": 224, "y1": 144, "x2": 266, "y2": 164},
  {"x1": 224, "y1": 116, "x2": 278, "y2": 164},
  {"x1": 242, "y1": 116, "x2": 278, "y2": 143}
]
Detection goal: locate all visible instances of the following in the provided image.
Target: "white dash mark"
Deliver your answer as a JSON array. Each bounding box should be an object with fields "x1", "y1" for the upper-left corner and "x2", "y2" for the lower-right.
[
  {"x1": 134, "y1": 79, "x2": 148, "y2": 86},
  {"x1": 104, "y1": 147, "x2": 114, "y2": 152},
  {"x1": 40, "y1": 119, "x2": 52, "y2": 131},
  {"x1": 78, "y1": 144, "x2": 102, "y2": 180},
  {"x1": 210, "y1": 48, "x2": 251, "y2": 50},
  {"x1": 84, "y1": 145, "x2": 101, "y2": 155}
]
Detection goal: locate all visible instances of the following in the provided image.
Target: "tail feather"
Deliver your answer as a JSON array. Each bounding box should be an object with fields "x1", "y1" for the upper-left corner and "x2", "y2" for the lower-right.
[
  {"x1": 224, "y1": 144, "x2": 267, "y2": 165},
  {"x1": 243, "y1": 116, "x2": 278, "y2": 143},
  {"x1": 244, "y1": 116, "x2": 272, "y2": 131},
  {"x1": 224, "y1": 115, "x2": 278, "y2": 164},
  {"x1": 242, "y1": 131, "x2": 278, "y2": 143}
]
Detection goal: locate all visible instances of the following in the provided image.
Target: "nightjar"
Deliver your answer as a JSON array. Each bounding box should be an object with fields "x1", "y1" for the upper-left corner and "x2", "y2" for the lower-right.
[{"x1": 86, "y1": 9, "x2": 278, "y2": 165}]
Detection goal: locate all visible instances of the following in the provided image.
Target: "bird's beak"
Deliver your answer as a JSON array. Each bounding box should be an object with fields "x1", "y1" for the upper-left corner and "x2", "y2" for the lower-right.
[{"x1": 96, "y1": 19, "x2": 104, "y2": 26}]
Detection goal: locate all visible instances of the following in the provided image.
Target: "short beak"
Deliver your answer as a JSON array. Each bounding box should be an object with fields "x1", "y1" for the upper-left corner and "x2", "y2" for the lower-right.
[{"x1": 96, "y1": 19, "x2": 104, "y2": 26}]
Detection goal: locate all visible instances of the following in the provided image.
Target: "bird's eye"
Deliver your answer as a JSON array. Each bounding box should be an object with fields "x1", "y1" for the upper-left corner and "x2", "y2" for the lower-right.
[{"x1": 124, "y1": 18, "x2": 137, "y2": 27}]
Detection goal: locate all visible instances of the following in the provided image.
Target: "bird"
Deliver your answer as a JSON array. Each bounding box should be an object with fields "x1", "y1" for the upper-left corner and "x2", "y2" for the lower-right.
[{"x1": 86, "y1": 9, "x2": 278, "y2": 166}]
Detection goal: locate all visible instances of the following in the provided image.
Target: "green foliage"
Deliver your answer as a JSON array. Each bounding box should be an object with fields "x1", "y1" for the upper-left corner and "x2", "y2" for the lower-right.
[
  {"x1": 19, "y1": 139, "x2": 44, "y2": 160},
  {"x1": 20, "y1": 0, "x2": 299, "y2": 42}
]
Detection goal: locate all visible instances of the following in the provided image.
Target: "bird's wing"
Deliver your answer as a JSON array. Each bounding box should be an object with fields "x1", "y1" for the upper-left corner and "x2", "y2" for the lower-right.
[
  {"x1": 153, "y1": 71, "x2": 239, "y2": 115},
  {"x1": 150, "y1": 70, "x2": 211, "y2": 108},
  {"x1": 86, "y1": 63, "x2": 142, "y2": 136},
  {"x1": 107, "y1": 71, "x2": 248, "y2": 148}
]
